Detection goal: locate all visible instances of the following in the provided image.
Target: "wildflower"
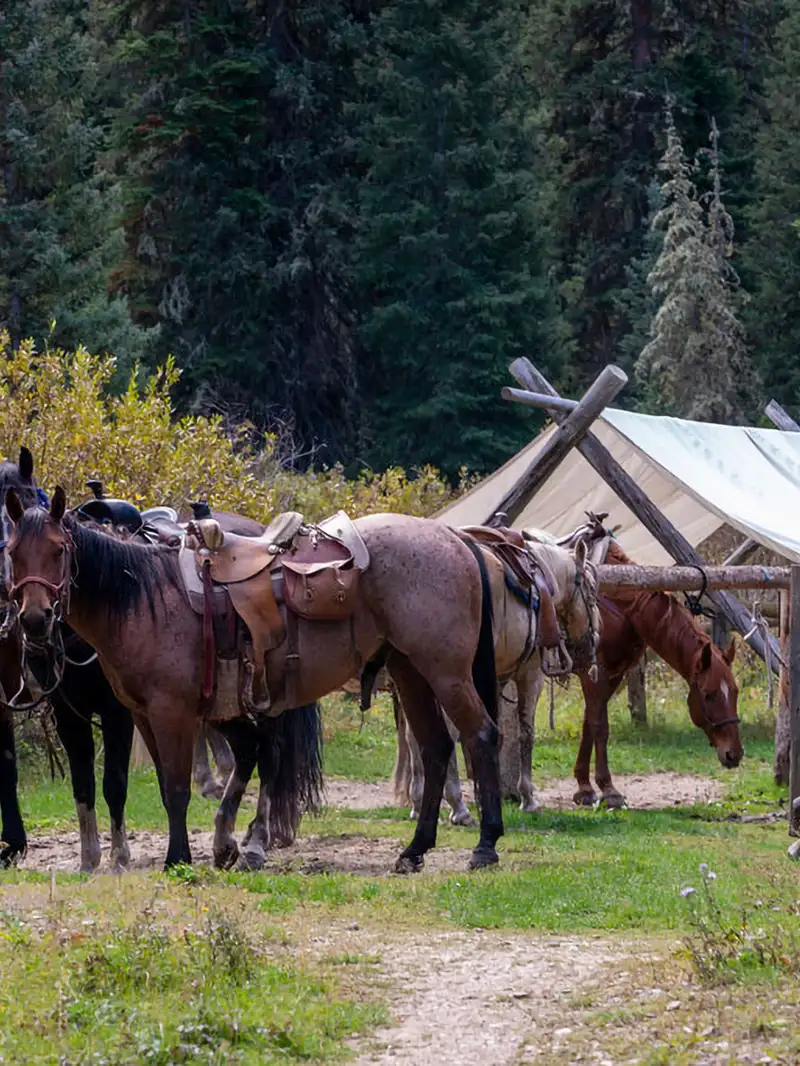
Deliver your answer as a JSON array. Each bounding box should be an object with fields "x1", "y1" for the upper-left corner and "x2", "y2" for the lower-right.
[
  {"x1": 699, "y1": 863, "x2": 709, "y2": 874},
  {"x1": 680, "y1": 887, "x2": 696, "y2": 898}
]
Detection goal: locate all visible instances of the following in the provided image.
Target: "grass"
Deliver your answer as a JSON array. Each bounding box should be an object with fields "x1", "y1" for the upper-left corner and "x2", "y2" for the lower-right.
[{"x1": 3, "y1": 666, "x2": 799, "y2": 1063}]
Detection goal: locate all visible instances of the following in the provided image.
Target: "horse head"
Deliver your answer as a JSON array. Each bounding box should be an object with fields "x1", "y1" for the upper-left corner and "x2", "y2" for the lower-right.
[
  {"x1": 687, "y1": 638, "x2": 742, "y2": 768},
  {"x1": 533, "y1": 538, "x2": 601, "y2": 674},
  {"x1": 0, "y1": 447, "x2": 42, "y2": 516},
  {"x1": 4, "y1": 486, "x2": 69, "y2": 645}
]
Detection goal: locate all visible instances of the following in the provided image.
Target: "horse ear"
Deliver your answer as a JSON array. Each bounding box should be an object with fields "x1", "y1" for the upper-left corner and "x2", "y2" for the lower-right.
[
  {"x1": 723, "y1": 639, "x2": 736, "y2": 665},
  {"x1": 18, "y1": 446, "x2": 34, "y2": 482},
  {"x1": 5, "y1": 488, "x2": 23, "y2": 525},
  {"x1": 50, "y1": 486, "x2": 67, "y2": 524},
  {"x1": 696, "y1": 642, "x2": 713, "y2": 675},
  {"x1": 574, "y1": 536, "x2": 588, "y2": 574}
]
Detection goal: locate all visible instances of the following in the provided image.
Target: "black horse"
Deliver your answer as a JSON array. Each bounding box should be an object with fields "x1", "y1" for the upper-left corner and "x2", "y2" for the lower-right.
[{"x1": 0, "y1": 449, "x2": 322, "y2": 871}]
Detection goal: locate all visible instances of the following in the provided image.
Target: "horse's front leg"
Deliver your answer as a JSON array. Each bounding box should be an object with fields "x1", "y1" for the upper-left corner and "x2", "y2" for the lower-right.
[
  {"x1": 212, "y1": 718, "x2": 259, "y2": 870},
  {"x1": 593, "y1": 677, "x2": 626, "y2": 809},
  {"x1": 147, "y1": 705, "x2": 195, "y2": 868},
  {"x1": 517, "y1": 668, "x2": 544, "y2": 814},
  {"x1": 0, "y1": 705, "x2": 26, "y2": 867},
  {"x1": 53, "y1": 698, "x2": 102, "y2": 873}
]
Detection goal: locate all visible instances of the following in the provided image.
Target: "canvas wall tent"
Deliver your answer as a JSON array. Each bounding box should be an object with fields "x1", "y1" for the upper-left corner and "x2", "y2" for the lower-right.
[{"x1": 437, "y1": 408, "x2": 800, "y2": 564}]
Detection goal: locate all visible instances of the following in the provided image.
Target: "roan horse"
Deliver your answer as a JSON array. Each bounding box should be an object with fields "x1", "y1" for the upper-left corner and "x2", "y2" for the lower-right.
[
  {"x1": 0, "y1": 456, "x2": 321, "y2": 872},
  {"x1": 5, "y1": 491, "x2": 503, "y2": 871},
  {"x1": 390, "y1": 537, "x2": 601, "y2": 819}
]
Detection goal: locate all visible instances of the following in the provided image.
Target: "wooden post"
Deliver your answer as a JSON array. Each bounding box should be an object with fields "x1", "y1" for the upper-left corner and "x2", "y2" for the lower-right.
[
  {"x1": 509, "y1": 358, "x2": 782, "y2": 672},
  {"x1": 492, "y1": 365, "x2": 628, "y2": 525},
  {"x1": 789, "y1": 565, "x2": 800, "y2": 836},
  {"x1": 723, "y1": 539, "x2": 760, "y2": 567},
  {"x1": 627, "y1": 661, "x2": 647, "y2": 724},
  {"x1": 765, "y1": 399, "x2": 800, "y2": 433},
  {"x1": 776, "y1": 590, "x2": 791, "y2": 786},
  {"x1": 596, "y1": 564, "x2": 789, "y2": 591}
]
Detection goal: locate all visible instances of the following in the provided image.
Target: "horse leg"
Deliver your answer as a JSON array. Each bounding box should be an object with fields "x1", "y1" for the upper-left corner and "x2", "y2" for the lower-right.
[
  {"x1": 0, "y1": 706, "x2": 26, "y2": 866},
  {"x1": 208, "y1": 725, "x2": 234, "y2": 781},
  {"x1": 594, "y1": 674, "x2": 626, "y2": 809},
  {"x1": 406, "y1": 718, "x2": 425, "y2": 820},
  {"x1": 391, "y1": 689, "x2": 412, "y2": 807},
  {"x1": 98, "y1": 702, "x2": 134, "y2": 871},
  {"x1": 147, "y1": 708, "x2": 195, "y2": 868},
  {"x1": 390, "y1": 655, "x2": 454, "y2": 873},
  {"x1": 192, "y1": 724, "x2": 224, "y2": 800},
  {"x1": 517, "y1": 669, "x2": 544, "y2": 814},
  {"x1": 574, "y1": 675, "x2": 599, "y2": 806},
  {"x1": 212, "y1": 718, "x2": 259, "y2": 870},
  {"x1": 52, "y1": 699, "x2": 102, "y2": 873},
  {"x1": 443, "y1": 716, "x2": 475, "y2": 827}
]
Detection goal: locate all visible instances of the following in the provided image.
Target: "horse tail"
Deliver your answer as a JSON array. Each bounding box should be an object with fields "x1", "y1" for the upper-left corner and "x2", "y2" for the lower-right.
[
  {"x1": 360, "y1": 644, "x2": 390, "y2": 711},
  {"x1": 462, "y1": 539, "x2": 498, "y2": 724},
  {"x1": 257, "y1": 702, "x2": 324, "y2": 842}
]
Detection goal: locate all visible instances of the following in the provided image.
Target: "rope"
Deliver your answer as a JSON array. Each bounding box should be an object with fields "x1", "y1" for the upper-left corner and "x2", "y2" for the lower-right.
[
  {"x1": 743, "y1": 601, "x2": 783, "y2": 709},
  {"x1": 548, "y1": 678, "x2": 555, "y2": 730},
  {"x1": 682, "y1": 565, "x2": 716, "y2": 620}
]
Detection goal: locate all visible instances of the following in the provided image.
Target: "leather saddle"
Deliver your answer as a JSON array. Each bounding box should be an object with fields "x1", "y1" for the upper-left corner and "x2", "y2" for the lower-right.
[
  {"x1": 458, "y1": 522, "x2": 562, "y2": 654},
  {"x1": 186, "y1": 509, "x2": 369, "y2": 715}
]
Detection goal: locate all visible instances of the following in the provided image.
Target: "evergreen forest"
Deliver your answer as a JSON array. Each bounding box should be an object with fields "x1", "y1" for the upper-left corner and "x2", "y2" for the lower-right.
[{"x1": 2, "y1": 0, "x2": 798, "y2": 479}]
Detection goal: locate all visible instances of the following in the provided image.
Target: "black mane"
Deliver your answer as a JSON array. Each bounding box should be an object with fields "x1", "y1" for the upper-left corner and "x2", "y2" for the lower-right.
[{"x1": 10, "y1": 509, "x2": 181, "y2": 621}]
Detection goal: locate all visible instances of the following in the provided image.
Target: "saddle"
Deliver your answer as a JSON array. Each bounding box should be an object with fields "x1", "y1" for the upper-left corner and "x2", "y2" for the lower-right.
[
  {"x1": 458, "y1": 523, "x2": 562, "y2": 653},
  {"x1": 186, "y1": 509, "x2": 369, "y2": 715}
]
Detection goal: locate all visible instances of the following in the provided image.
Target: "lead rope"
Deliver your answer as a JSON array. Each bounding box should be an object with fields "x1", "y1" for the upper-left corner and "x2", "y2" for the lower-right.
[
  {"x1": 549, "y1": 677, "x2": 555, "y2": 730},
  {"x1": 743, "y1": 601, "x2": 781, "y2": 710}
]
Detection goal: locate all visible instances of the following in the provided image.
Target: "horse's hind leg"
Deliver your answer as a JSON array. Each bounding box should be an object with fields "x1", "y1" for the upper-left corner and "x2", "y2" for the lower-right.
[
  {"x1": 391, "y1": 687, "x2": 412, "y2": 807},
  {"x1": 208, "y1": 726, "x2": 234, "y2": 781},
  {"x1": 193, "y1": 725, "x2": 223, "y2": 800},
  {"x1": 389, "y1": 654, "x2": 454, "y2": 874},
  {"x1": 0, "y1": 705, "x2": 26, "y2": 866},
  {"x1": 575, "y1": 675, "x2": 599, "y2": 806},
  {"x1": 593, "y1": 675, "x2": 626, "y2": 809},
  {"x1": 517, "y1": 669, "x2": 544, "y2": 814},
  {"x1": 406, "y1": 718, "x2": 424, "y2": 819},
  {"x1": 97, "y1": 695, "x2": 134, "y2": 871},
  {"x1": 212, "y1": 718, "x2": 259, "y2": 870},
  {"x1": 53, "y1": 697, "x2": 101, "y2": 873},
  {"x1": 443, "y1": 717, "x2": 475, "y2": 827}
]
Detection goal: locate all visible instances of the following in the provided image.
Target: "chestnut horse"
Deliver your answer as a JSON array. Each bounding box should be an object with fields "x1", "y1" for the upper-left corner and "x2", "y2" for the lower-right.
[
  {"x1": 569, "y1": 538, "x2": 742, "y2": 807},
  {"x1": 5, "y1": 491, "x2": 502, "y2": 872}
]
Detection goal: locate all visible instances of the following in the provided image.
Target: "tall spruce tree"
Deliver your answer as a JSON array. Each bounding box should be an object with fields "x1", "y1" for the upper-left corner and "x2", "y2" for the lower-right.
[
  {"x1": 743, "y1": 3, "x2": 800, "y2": 411},
  {"x1": 352, "y1": 0, "x2": 557, "y2": 478},
  {"x1": 0, "y1": 0, "x2": 148, "y2": 363},
  {"x1": 111, "y1": 0, "x2": 365, "y2": 462},
  {"x1": 636, "y1": 108, "x2": 758, "y2": 422}
]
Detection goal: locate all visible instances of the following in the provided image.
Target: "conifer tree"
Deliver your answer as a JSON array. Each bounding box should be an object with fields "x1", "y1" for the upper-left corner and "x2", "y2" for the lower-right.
[{"x1": 636, "y1": 108, "x2": 759, "y2": 423}]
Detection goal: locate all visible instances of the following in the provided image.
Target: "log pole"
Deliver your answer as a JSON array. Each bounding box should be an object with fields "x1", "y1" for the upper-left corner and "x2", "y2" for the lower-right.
[
  {"x1": 765, "y1": 399, "x2": 800, "y2": 433},
  {"x1": 596, "y1": 564, "x2": 790, "y2": 592},
  {"x1": 508, "y1": 358, "x2": 782, "y2": 672},
  {"x1": 627, "y1": 660, "x2": 647, "y2": 724},
  {"x1": 789, "y1": 565, "x2": 800, "y2": 836},
  {"x1": 776, "y1": 590, "x2": 791, "y2": 786},
  {"x1": 492, "y1": 364, "x2": 628, "y2": 525}
]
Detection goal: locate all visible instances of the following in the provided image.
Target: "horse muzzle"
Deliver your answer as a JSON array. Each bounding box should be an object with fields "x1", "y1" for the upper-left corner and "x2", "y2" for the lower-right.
[{"x1": 19, "y1": 604, "x2": 56, "y2": 643}]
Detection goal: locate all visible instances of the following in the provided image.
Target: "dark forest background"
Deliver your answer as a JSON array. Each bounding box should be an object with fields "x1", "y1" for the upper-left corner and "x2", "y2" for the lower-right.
[{"x1": 2, "y1": 0, "x2": 798, "y2": 479}]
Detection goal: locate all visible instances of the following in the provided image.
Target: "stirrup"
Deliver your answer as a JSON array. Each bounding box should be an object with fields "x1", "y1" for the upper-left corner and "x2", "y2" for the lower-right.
[
  {"x1": 240, "y1": 659, "x2": 272, "y2": 715},
  {"x1": 541, "y1": 640, "x2": 573, "y2": 679}
]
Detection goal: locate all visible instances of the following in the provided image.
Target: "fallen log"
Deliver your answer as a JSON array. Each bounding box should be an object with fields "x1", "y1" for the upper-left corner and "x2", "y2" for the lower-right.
[{"x1": 597, "y1": 564, "x2": 790, "y2": 592}]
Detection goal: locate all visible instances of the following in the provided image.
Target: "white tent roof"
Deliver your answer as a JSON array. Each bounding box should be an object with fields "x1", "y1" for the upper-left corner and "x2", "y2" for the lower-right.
[{"x1": 437, "y1": 408, "x2": 800, "y2": 564}]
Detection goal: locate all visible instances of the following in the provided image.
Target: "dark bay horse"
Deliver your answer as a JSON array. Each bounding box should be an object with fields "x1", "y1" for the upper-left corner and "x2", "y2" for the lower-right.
[
  {"x1": 570, "y1": 538, "x2": 742, "y2": 807},
  {"x1": 1, "y1": 460, "x2": 321, "y2": 872},
  {"x1": 5, "y1": 491, "x2": 502, "y2": 872}
]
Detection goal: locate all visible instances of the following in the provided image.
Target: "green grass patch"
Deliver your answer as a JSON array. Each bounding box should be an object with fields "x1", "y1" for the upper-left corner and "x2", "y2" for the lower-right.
[{"x1": 0, "y1": 890, "x2": 384, "y2": 1064}]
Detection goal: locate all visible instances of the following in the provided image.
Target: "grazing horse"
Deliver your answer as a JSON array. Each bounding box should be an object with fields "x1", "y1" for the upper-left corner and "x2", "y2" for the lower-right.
[
  {"x1": 5, "y1": 493, "x2": 502, "y2": 872},
  {"x1": 568, "y1": 537, "x2": 742, "y2": 807},
  {"x1": 391, "y1": 537, "x2": 601, "y2": 817}
]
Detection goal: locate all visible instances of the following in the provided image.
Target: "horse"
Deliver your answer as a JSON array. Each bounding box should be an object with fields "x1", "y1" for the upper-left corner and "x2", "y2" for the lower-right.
[
  {"x1": 567, "y1": 536, "x2": 742, "y2": 807},
  {"x1": 0, "y1": 458, "x2": 321, "y2": 873},
  {"x1": 390, "y1": 537, "x2": 601, "y2": 817},
  {"x1": 4, "y1": 491, "x2": 504, "y2": 872}
]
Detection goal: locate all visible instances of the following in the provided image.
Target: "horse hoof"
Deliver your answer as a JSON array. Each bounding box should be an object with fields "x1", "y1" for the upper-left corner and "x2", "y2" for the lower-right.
[
  {"x1": 200, "y1": 782, "x2": 225, "y2": 801},
  {"x1": 573, "y1": 789, "x2": 597, "y2": 807},
  {"x1": 449, "y1": 811, "x2": 477, "y2": 828},
  {"x1": 409, "y1": 809, "x2": 420, "y2": 821},
  {"x1": 236, "y1": 850, "x2": 265, "y2": 872},
  {"x1": 395, "y1": 853, "x2": 424, "y2": 875},
  {"x1": 271, "y1": 832, "x2": 296, "y2": 849},
  {"x1": 600, "y1": 792, "x2": 626, "y2": 810},
  {"x1": 519, "y1": 799, "x2": 541, "y2": 814},
  {"x1": 468, "y1": 846, "x2": 499, "y2": 870},
  {"x1": 213, "y1": 843, "x2": 239, "y2": 871},
  {"x1": 0, "y1": 843, "x2": 25, "y2": 868}
]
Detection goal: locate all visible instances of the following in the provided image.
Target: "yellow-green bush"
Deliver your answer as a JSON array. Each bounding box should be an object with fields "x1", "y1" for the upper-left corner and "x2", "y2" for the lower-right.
[{"x1": 0, "y1": 333, "x2": 464, "y2": 521}]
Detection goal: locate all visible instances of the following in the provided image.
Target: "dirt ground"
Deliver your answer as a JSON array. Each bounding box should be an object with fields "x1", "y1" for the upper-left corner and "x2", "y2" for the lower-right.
[{"x1": 18, "y1": 771, "x2": 722, "y2": 874}]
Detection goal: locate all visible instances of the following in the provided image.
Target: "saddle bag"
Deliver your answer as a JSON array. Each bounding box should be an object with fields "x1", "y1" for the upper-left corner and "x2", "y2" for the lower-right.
[{"x1": 282, "y1": 535, "x2": 360, "y2": 621}]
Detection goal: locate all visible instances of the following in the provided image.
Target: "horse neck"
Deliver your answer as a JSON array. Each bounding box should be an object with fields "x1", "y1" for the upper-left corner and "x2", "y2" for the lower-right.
[{"x1": 620, "y1": 589, "x2": 707, "y2": 682}]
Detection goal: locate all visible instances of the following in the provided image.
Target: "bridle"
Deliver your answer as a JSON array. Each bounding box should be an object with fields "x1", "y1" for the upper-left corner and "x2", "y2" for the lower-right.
[{"x1": 564, "y1": 555, "x2": 600, "y2": 678}]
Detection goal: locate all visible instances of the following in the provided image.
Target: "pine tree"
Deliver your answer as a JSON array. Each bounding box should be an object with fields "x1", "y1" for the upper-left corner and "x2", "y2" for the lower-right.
[
  {"x1": 111, "y1": 0, "x2": 365, "y2": 462},
  {"x1": 352, "y1": 0, "x2": 558, "y2": 478},
  {"x1": 636, "y1": 108, "x2": 759, "y2": 422},
  {"x1": 742, "y1": 3, "x2": 800, "y2": 411},
  {"x1": 0, "y1": 0, "x2": 150, "y2": 365}
]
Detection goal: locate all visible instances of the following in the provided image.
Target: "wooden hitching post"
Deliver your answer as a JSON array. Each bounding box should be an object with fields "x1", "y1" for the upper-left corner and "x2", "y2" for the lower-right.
[
  {"x1": 789, "y1": 565, "x2": 800, "y2": 837},
  {"x1": 776, "y1": 590, "x2": 791, "y2": 786}
]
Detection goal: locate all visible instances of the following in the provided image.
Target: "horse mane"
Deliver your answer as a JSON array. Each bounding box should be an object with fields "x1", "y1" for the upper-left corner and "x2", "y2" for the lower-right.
[
  {"x1": 60, "y1": 513, "x2": 181, "y2": 620},
  {"x1": 603, "y1": 539, "x2": 721, "y2": 680}
]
